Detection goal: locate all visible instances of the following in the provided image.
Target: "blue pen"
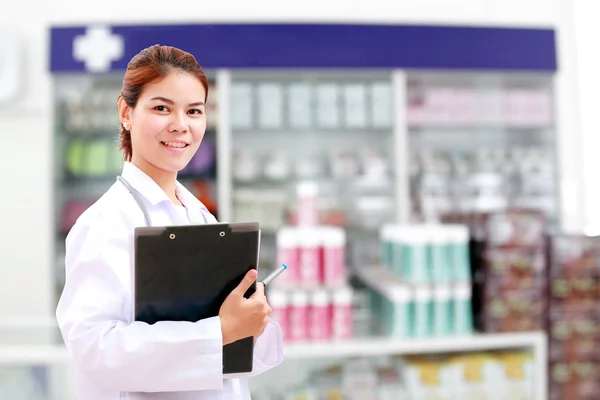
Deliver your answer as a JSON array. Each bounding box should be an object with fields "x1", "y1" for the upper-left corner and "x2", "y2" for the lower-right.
[{"x1": 262, "y1": 264, "x2": 287, "y2": 286}]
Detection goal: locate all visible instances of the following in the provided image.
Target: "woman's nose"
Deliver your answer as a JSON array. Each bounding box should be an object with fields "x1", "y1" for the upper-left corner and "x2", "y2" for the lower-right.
[{"x1": 168, "y1": 112, "x2": 188, "y2": 132}]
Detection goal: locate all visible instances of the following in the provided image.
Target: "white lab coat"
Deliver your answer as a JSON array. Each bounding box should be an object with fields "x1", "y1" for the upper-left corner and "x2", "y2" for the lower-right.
[{"x1": 56, "y1": 162, "x2": 283, "y2": 400}]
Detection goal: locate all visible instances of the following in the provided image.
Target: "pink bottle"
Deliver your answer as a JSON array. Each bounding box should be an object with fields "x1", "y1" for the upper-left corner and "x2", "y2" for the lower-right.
[
  {"x1": 298, "y1": 228, "x2": 323, "y2": 286},
  {"x1": 288, "y1": 290, "x2": 309, "y2": 342},
  {"x1": 308, "y1": 289, "x2": 331, "y2": 341},
  {"x1": 267, "y1": 289, "x2": 289, "y2": 341},
  {"x1": 323, "y1": 227, "x2": 346, "y2": 287},
  {"x1": 275, "y1": 227, "x2": 300, "y2": 285},
  {"x1": 331, "y1": 286, "x2": 353, "y2": 340}
]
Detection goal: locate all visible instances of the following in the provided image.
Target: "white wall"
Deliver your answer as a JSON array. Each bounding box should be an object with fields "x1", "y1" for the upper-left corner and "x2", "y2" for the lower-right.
[
  {"x1": 573, "y1": 0, "x2": 600, "y2": 233},
  {"x1": 0, "y1": 0, "x2": 576, "y2": 321}
]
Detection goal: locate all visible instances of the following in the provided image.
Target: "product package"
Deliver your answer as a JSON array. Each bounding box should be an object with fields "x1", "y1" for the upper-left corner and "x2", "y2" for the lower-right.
[
  {"x1": 256, "y1": 350, "x2": 535, "y2": 400},
  {"x1": 469, "y1": 209, "x2": 549, "y2": 333},
  {"x1": 550, "y1": 361, "x2": 600, "y2": 400},
  {"x1": 547, "y1": 233, "x2": 600, "y2": 398}
]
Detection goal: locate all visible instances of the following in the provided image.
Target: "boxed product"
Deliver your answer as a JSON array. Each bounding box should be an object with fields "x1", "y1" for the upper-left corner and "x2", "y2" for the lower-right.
[
  {"x1": 481, "y1": 248, "x2": 547, "y2": 295},
  {"x1": 550, "y1": 277, "x2": 600, "y2": 301},
  {"x1": 550, "y1": 361, "x2": 600, "y2": 400},
  {"x1": 480, "y1": 289, "x2": 547, "y2": 333},
  {"x1": 480, "y1": 209, "x2": 546, "y2": 249},
  {"x1": 549, "y1": 300, "x2": 600, "y2": 361},
  {"x1": 266, "y1": 351, "x2": 535, "y2": 400},
  {"x1": 495, "y1": 351, "x2": 534, "y2": 400},
  {"x1": 548, "y1": 232, "x2": 600, "y2": 398},
  {"x1": 549, "y1": 300, "x2": 600, "y2": 325},
  {"x1": 403, "y1": 356, "x2": 456, "y2": 399},
  {"x1": 548, "y1": 234, "x2": 600, "y2": 278},
  {"x1": 469, "y1": 209, "x2": 548, "y2": 334}
]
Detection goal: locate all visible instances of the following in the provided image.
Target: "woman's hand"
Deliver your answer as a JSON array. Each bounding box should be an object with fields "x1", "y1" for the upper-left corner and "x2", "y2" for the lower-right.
[
  {"x1": 219, "y1": 270, "x2": 272, "y2": 345},
  {"x1": 250, "y1": 281, "x2": 270, "y2": 342}
]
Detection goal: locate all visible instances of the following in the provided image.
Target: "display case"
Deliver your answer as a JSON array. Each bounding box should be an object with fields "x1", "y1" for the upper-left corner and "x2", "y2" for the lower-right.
[
  {"x1": 223, "y1": 70, "x2": 396, "y2": 272},
  {"x1": 48, "y1": 21, "x2": 563, "y2": 296},
  {"x1": 405, "y1": 71, "x2": 557, "y2": 226},
  {"x1": 49, "y1": 68, "x2": 399, "y2": 296},
  {"x1": 47, "y1": 22, "x2": 563, "y2": 399}
]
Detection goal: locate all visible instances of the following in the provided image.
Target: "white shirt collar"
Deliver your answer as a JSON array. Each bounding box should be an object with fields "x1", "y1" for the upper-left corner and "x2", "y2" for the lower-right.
[
  {"x1": 120, "y1": 161, "x2": 200, "y2": 211},
  {"x1": 121, "y1": 162, "x2": 171, "y2": 206}
]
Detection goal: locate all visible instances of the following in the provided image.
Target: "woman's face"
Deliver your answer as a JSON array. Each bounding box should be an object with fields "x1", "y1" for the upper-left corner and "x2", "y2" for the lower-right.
[{"x1": 122, "y1": 70, "x2": 207, "y2": 175}]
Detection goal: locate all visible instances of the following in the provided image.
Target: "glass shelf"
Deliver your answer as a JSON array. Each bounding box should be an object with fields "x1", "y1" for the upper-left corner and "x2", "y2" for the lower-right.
[{"x1": 228, "y1": 70, "x2": 397, "y2": 271}]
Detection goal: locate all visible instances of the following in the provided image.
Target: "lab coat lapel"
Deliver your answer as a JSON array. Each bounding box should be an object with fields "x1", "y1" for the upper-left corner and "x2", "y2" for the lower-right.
[
  {"x1": 187, "y1": 207, "x2": 207, "y2": 225},
  {"x1": 175, "y1": 182, "x2": 209, "y2": 224}
]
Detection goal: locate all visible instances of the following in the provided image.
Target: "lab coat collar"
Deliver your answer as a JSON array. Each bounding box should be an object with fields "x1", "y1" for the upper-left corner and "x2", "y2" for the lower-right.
[
  {"x1": 121, "y1": 162, "x2": 172, "y2": 206},
  {"x1": 175, "y1": 182, "x2": 212, "y2": 224},
  {"x1": 175, "y1": 181, "x2": 205, "y2": 212},
  {"x1": 120, "y1": 162, "x2": 208, "y2": 220}
]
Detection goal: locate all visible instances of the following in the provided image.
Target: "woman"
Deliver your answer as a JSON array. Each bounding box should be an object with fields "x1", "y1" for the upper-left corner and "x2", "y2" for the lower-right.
[{"x1": 56, "y1": 45, "x2": 283, "y2": 400}]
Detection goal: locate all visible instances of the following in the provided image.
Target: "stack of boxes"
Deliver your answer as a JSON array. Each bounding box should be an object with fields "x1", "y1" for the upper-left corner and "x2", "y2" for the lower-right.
[
  {"x1": 470, "y1": 209, "x2": 548, "y2": 333},
  {"x1": 547, "y1": 233, "x2": 600, "y2": 399}
]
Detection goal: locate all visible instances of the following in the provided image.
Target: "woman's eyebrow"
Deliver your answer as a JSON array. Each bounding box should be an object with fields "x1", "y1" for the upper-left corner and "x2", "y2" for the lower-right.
[{"x1": 150, "y1": 96, "x2": 204, "y2": 107}]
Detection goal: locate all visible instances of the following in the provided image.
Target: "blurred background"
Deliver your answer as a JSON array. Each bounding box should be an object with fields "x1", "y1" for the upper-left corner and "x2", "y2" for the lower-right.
[{"x1": 1, "y1": 0, "x2": 600, "y2": 398}]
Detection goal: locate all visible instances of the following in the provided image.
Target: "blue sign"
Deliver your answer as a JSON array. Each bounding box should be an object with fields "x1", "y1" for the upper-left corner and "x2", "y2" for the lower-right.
[{"x1": 49, "y1": 23, "x2": 557, "y2": 73}]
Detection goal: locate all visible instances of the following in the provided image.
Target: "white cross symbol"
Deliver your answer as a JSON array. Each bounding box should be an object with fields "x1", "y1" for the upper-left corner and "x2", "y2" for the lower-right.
[{"x1": 73, "y1": 26, "x2": 124, "y2": 73}]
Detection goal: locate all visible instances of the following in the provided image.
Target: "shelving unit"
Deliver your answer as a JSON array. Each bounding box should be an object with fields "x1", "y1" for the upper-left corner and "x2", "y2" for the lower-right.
[
  {"x1": 43, "y1": 22, "x2": 570, "y2": 399},
  {"x1": 219, "y1": 70, "x2": 397, "y2": 273},
  {"x1": 0, "y1": 328, "x2": 547, "y2": 399},
  {"x1": 49, "y1": 70, "x2": 561, "y2": 296},
  {"x1": 283, "y1": 331, "x2": 546, "y2": 360},
  {"x1": 0, "y1": 330, "x2": 545, "y2": 365},
  {"x1": 45, "y1": 71, "x2": 559, "y2": 400},
  {"x1": 405, "y1": 71, "x2": 558, "y2": 226}
]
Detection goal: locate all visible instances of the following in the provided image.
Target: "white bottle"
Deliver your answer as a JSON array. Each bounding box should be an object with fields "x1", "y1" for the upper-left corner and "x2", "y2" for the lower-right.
[
  {"x1": 296, "y1": 181, "x2": 319, "y2": 226},
  {"x1": 322, "y1": 227, "x2": 346, "y2": 287},
  {"x1": 331, "y1": 286, "x2": 353, "y2": 340}
]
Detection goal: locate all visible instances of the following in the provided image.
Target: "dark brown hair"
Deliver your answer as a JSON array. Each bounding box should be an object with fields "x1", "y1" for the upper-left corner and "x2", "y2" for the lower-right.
[{"x1": 118, "y1": 45, "x2": 209, "y2": 161}]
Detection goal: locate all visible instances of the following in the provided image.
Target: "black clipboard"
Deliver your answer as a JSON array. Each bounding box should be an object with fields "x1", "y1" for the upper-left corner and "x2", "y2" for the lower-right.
[{"x1": 133, "y1": 222, "x2": 261, "y2": 374}]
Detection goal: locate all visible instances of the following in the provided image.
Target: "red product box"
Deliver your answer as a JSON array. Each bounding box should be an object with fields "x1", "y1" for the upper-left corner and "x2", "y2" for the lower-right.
[
  {"x1": 484, "y1": 247, "x2": 547, "y2": 277},
  {"x1": 549, "y1": 338, "x2": 600, "y2": 362},
  {"x1": 549, "y1": 300, "x2": 600, "y2": 321},
  {"x1": 550, "y1": 277, "x2": 600, "y2": 301},
  {"x1": 484, "y1": 275, "x2": 547, "y2": 298},
  {"x1": 481, "y1": 209, "x2": 547, "y2": 249},
  {"x1": 482, "y1": 314, "x2": 546, "y2": 333},
  {"x1": 550, "y1": 362, "x2": 600, "y2": 400},
  {"x1": 549, "y1": 234, "x2": 600, "y2": 278},
  {"x1": 484, "y1": 289, "x2": 547, "y2": 316},
  {"x1": 481, "y1": 289, "x2": 547, "y2": 333}
]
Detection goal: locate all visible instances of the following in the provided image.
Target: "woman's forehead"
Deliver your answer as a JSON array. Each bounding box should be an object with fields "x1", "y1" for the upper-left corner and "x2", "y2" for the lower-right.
[{"x1": 141, "y1": 72, "x2": 206, "y2": 101}]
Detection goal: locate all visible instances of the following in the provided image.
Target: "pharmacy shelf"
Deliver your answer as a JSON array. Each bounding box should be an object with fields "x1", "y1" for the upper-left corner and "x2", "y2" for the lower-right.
[
  {"x1": 284, "y1": 331, "x2": 546, "y2": 359},
  {"x1": 354, "y1": 264, "x2": 403, "y2": 296},
  {"x1": 0, "y1": 321, "x2": 548, "y2": 399},
  {"x1": 0, "y1": 345, "x2": 70, "y2": 366},
  {"x1": 0, "y1": 332, "x2": 546, "y2": 364},
  {"x1": 351, "y1": 265, "x2": 547, "y2": 400}
]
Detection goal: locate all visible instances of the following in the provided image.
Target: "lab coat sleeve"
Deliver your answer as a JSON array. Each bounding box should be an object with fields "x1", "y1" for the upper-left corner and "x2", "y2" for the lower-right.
[
  {"x1": 55, "y1": 210, "x2": 224, "y2": 393},
  {"x1": 249, "y1": 319, "x2": 284, "y2": 377}
]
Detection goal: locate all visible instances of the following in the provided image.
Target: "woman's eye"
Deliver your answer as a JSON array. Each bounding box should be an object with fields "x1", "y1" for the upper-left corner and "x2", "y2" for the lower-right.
[
  {"x1": 188, "y1": 109, "x2": 204, "y2": 115},
  {"x1": 155, "y1": 105, "x2": 167, "y2": 112}
]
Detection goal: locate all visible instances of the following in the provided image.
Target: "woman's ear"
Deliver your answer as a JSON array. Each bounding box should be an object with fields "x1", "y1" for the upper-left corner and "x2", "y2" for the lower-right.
[{"x1": 117, "y1": 96, "x2": 132, "y2": 129}]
